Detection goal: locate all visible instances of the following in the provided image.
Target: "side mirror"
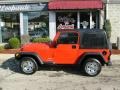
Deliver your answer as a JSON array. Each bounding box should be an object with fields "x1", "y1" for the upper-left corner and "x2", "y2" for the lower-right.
[
  {"x1": 57, "y1": 39, "x2": 60, "y2": 44},
  {"x1": 51, "y1": 41, "x2": 57, "y2": 48}
]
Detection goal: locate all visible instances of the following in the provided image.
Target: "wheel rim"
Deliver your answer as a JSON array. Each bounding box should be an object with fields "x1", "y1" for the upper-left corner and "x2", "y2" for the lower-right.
[
  {"x1": 21, "y1": 60, "x2": 34, "y2": 73},
  {"x1": 85, "y1": 62, "x2": 99, "y2": 76}
]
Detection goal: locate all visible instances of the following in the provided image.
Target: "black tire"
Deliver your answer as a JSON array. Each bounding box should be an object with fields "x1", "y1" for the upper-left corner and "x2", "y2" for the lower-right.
[
  {"x1": 82, "y1": 58, "x2": 102, "y2": 77},
  {"x1": 20, "y1": 57, "x2": 38, "y2": 75}
]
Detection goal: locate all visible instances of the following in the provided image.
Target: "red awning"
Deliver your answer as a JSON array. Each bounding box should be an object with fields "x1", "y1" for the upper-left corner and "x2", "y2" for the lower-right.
[{"x1": 48, "y1": 0, "x2": 103, "y2": 10}]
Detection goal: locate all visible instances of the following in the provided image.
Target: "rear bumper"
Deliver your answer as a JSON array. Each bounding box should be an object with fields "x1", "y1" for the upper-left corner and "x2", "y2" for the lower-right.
[
  {"x1": 105, "y1": 55, "x2": 112, "y2": 66},
  {"x1": 106, "y1": 60, "x2": 112, "y2": 66}
]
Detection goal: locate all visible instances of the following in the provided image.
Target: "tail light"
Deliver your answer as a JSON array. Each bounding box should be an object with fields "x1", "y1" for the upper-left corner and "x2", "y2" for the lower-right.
[{"x1": 102, "y1": 51, "x2": 107, "y2": 55}]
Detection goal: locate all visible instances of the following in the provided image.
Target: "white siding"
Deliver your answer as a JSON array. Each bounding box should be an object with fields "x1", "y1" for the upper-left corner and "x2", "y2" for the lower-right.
[{"x1": 49, "y1": 11, "x2": 56, "y2": 40}]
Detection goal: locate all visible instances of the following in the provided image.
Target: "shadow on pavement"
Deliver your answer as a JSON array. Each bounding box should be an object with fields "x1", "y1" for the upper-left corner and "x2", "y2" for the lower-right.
[
  {"x1": 39, "y1": 65, "x2": 83, "y2": 76},
  {"x1": 0, "y1": 57, "x2": 21, "y2": 73},
  {"x1": 0, "y1": 57, "x2": 83, "y2": 76}
]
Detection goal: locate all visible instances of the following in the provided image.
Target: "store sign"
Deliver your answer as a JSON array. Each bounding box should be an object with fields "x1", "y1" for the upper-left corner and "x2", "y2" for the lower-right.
[
  {"x1": 57, "y1": 24, "x2": 74, "y2": 29},
  {"x1": 56, "y1": 13, "x2": 77, "y2": 30},
  {"x1": 57, "y1": 16, "x2": 75, "y2": 29},
  {"x1": 0, "y1": 5, "x2": 29, "y2": 12},
  {"x1": 0, "y1": 3, "x2": 47, "y2": 12}
]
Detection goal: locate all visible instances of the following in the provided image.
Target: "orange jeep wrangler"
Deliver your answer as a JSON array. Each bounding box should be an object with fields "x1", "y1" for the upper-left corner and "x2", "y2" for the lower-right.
[{"x1": 15, "y1": 29, "x2": 111, "y2": 76}]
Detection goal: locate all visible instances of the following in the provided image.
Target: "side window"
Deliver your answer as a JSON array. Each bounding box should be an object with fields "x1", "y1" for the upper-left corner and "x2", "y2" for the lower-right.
[{"x1": 57, "y1": 32, "x2": 78, "y2": 44}]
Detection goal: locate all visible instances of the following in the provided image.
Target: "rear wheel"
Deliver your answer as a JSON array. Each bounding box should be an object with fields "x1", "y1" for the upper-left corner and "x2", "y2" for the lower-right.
[
  {"x1": 82, "y1": 58, "x2": 102, "y2": 76},
  {"x1": 20, "y1": 57, "x2": 38, "y2": 75}
]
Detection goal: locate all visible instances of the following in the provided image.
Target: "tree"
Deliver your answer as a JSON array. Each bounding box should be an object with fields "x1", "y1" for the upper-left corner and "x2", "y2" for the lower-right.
[{"x1": 103, "y1": 19, "x2": 112, "y2": 39}]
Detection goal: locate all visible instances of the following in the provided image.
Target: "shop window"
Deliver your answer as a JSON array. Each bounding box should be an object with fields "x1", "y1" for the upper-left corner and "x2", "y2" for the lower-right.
[
  {"x1": 80, "y1": 12, "x2": 90, "y2": 29},
  {"x1": 56, "y1": 12, "x2": 77, "y2": 30},
  {"x1": 80, "y1": 11, "x2": 99, "y2": 29},
  {"x1": 28, "y1": 12, "x2": 49, "y2": 39},
  {"x1": 92, "y1": 11, "x2": 99, "y2": 29},
  {"x1": 1, "y1": 13, "x2": 20, "y2": 42}
]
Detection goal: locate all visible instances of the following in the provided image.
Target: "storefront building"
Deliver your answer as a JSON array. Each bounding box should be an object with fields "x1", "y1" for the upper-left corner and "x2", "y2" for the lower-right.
[
  {"x1": 0, "y1": 1, "x2": 49, "y2": 43},
  {"x1": 48, "y1": 0, "x2": 104, "y2": 40},
  {"x1": 0, "y1": 0, "x2": 104, "y2": 43}
]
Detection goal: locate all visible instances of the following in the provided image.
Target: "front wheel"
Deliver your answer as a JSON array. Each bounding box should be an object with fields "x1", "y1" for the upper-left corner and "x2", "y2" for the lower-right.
[
  {"x1": 82, "y1": 58, "x2": 102, "y2": 77},
  {"x1": 20, "y1": 57, "x2": 38, "y2": 75}
]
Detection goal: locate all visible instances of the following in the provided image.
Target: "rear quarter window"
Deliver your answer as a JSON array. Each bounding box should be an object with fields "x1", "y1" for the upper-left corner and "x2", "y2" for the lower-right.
[{"x1": 80, "y1": 33, "x2": 108, "y2": 49}]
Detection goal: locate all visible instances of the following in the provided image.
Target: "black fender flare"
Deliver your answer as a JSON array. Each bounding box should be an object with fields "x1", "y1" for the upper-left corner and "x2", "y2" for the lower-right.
[
  {"x1": 76, "y1": 52, "x2": 105, "y2": 65},
  {"x1": 15, "y1": 52, "x2": 44, "y2": 65}
]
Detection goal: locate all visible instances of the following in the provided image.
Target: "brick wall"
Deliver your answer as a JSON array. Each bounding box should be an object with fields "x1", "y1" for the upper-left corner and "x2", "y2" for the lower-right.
[{"x1": 107, "y1": 4, "x2": 120, "y2": 43}]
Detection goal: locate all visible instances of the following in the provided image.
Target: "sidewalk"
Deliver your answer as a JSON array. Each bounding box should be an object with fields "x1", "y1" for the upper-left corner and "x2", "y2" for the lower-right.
[
  {"x1": 0, "y1": 54, "x2": 14, "y2": 61},
  {"x1": 111, "y1": 55, "x2": 120, "y2": 60},
  {"x1": 0, "y1": 54, "x2": 120, "y2": 61}
]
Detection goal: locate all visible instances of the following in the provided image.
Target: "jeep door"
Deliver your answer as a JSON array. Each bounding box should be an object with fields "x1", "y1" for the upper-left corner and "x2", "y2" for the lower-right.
[{"x1": 54, "y1": 32, "x2": 79, "y2": 64}]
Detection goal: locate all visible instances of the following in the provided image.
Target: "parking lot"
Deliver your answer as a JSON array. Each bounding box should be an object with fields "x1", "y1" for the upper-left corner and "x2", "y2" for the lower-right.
[{"x1": 0, "y1": 54, "x2": 120, "y2": 90}]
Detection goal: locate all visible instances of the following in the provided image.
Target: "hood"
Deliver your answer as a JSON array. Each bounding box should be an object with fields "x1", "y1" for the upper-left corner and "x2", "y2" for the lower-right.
[{"x1": 20, "y1": 43, "x2": 50, "y2": 52}]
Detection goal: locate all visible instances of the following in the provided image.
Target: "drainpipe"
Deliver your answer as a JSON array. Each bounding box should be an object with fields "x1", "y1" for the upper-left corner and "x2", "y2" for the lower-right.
[{"x1": 0, "y1": 15, "x2": 2, "y2": 43}]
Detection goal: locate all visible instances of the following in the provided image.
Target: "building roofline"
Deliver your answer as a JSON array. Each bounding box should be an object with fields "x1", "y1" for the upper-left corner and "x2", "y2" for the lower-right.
[
  {"x1": 104, "y1": 0, "x2": 120, "y2": 4},
  {"x1": 0, "y1": 0, "x2": 49, "y2": 4},
  {"x1": 0, "y1": 0, "x2": 120, "y2": 5}
]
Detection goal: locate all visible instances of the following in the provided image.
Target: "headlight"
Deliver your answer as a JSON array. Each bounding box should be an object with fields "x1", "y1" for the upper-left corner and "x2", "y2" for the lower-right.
[
  {"x1": 15, "y1": 53, "x2": 20, "y2": 57},
  {"x1": 15, "y1": 53, "x2": 21, "y2": 58}
]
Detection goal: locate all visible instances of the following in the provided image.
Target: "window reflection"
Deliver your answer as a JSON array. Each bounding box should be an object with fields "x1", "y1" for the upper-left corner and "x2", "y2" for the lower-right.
[
  {"x1": 28, "y1": 12, "x2": 49, "y2": 39},
  {"x1": 1, "y1": 13, "x2": 20, "y2": 42}
]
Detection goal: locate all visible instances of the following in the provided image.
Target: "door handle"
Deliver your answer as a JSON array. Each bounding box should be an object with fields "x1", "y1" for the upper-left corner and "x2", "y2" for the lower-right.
[{"x1": 72, "y1": 45, "x2": 76, "y2": 49}]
